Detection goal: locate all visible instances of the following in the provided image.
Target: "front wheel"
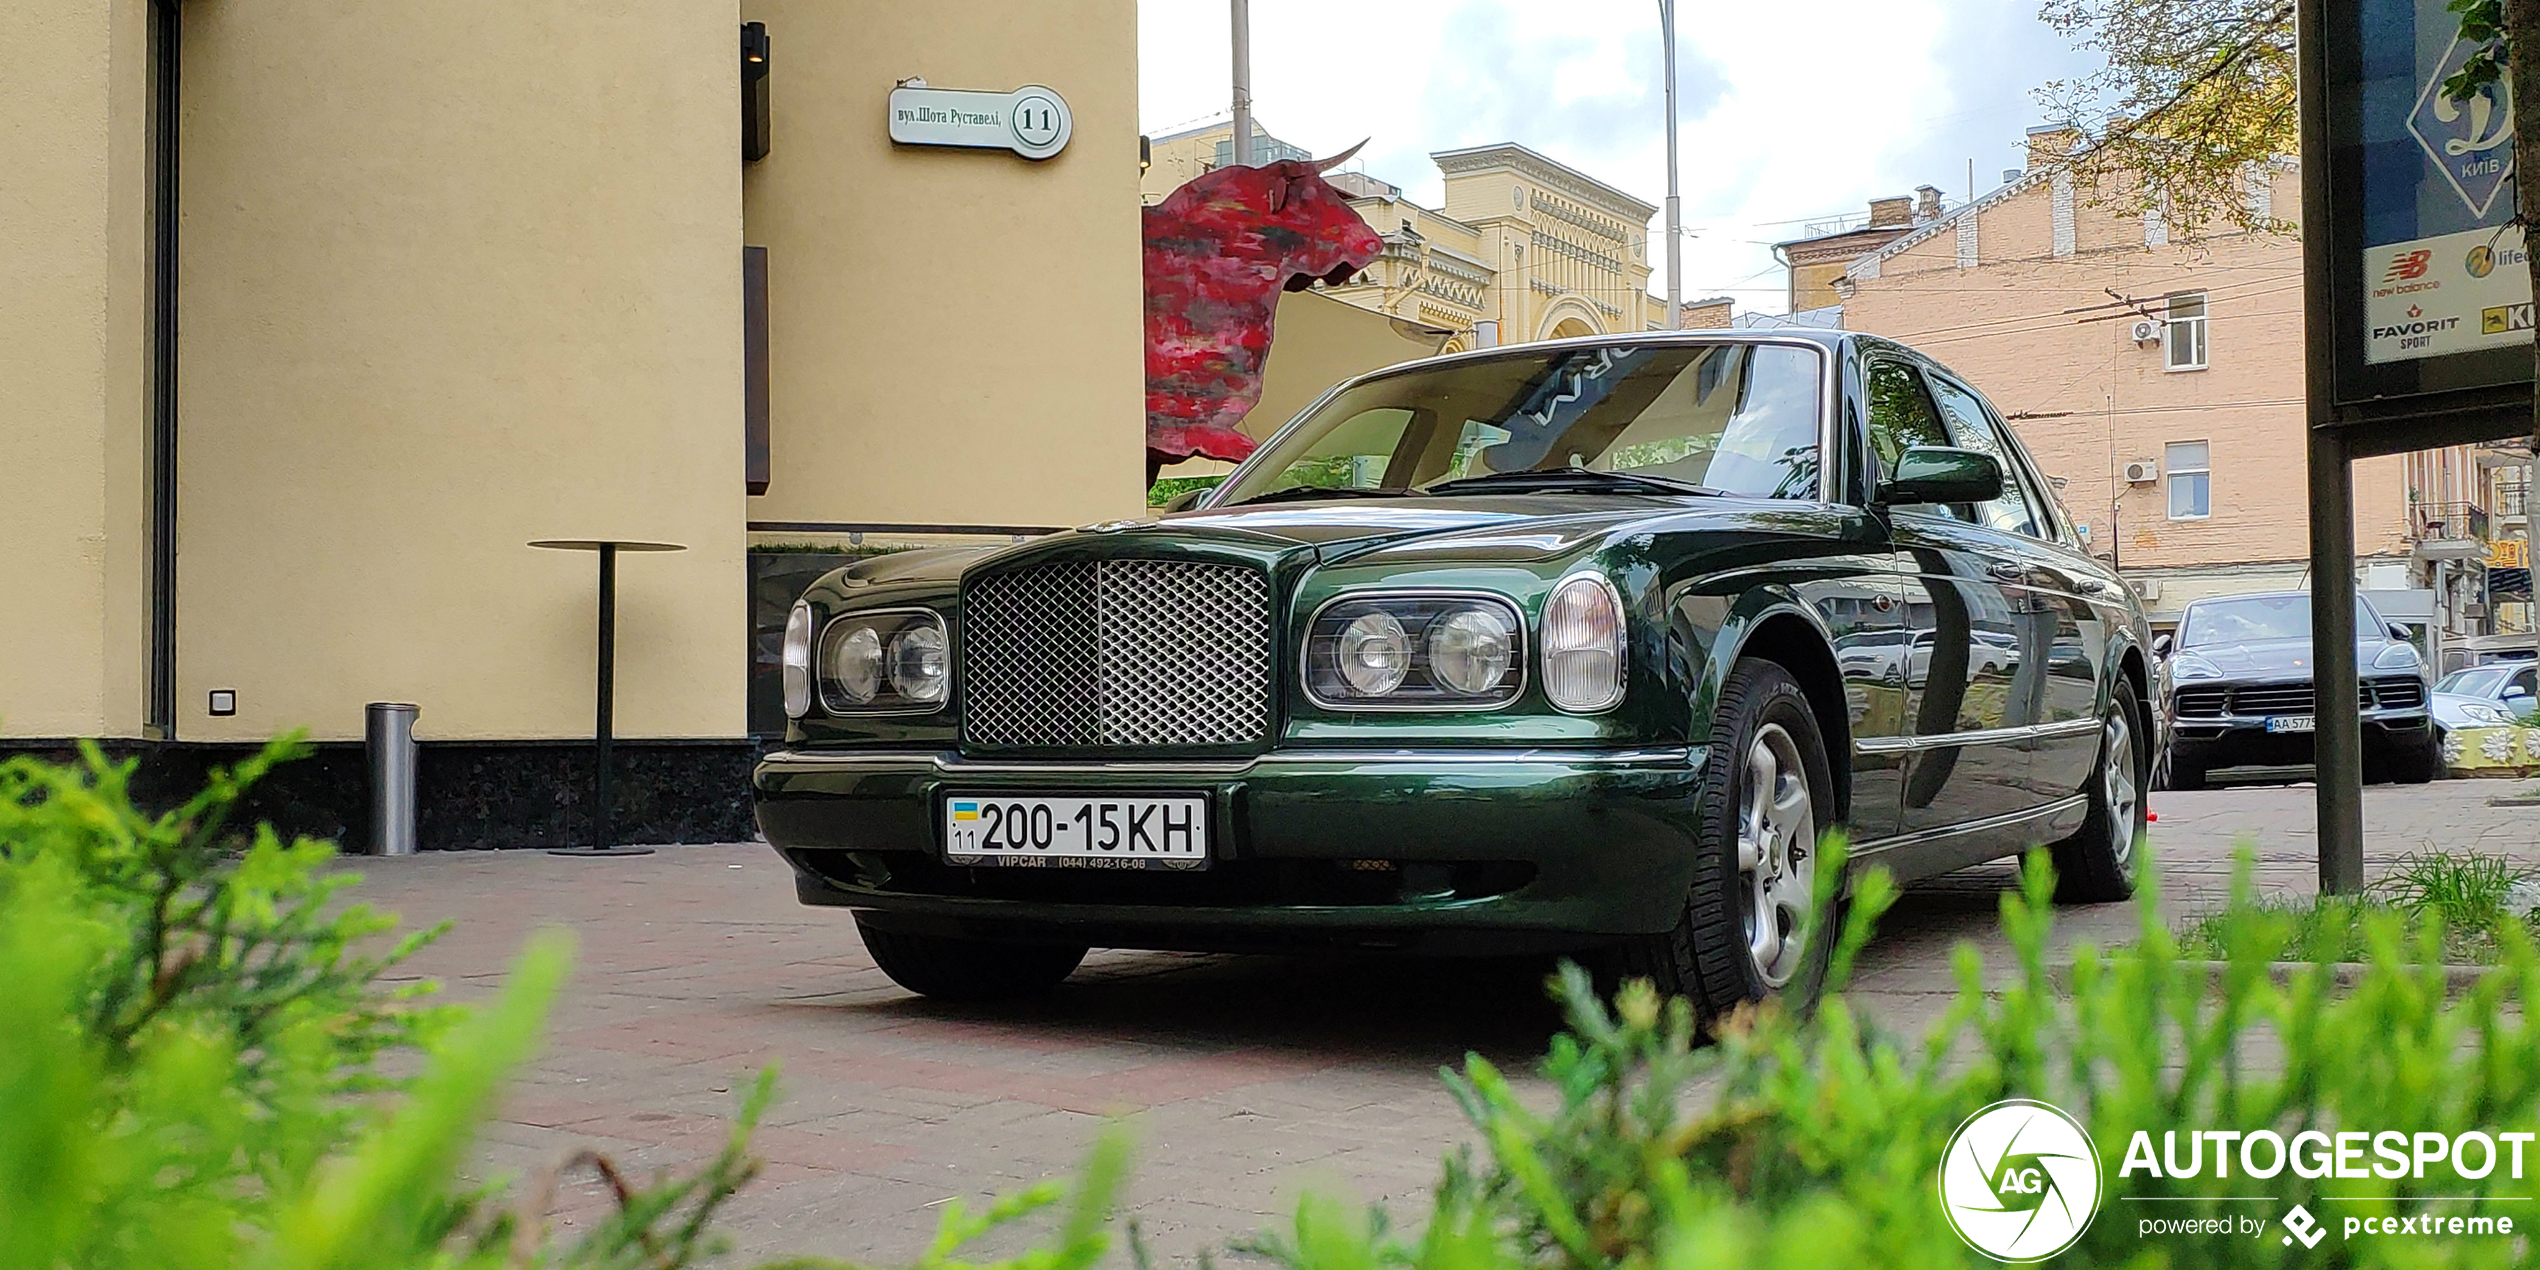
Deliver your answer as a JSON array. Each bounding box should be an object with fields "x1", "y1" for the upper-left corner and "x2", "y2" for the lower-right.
[
  {"x1": 1609, "y1": 659, "x2": 1837, "y2": 1024},
  {"x1": 855, "y1": 919, "x2": 1087, "y2": 1001},
  {"x1": 2050, "y1": 676, "x2": 2147, "y2": 904}
]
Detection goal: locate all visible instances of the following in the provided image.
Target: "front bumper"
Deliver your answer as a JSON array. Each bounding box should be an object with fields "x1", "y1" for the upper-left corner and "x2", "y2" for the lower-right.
[
  {"x1": 752, "y1": 746, "x2": 1710, "y2": 952},
  {"x1": 2166, "y1": 697, "x2": 2432, "y2": 767}
]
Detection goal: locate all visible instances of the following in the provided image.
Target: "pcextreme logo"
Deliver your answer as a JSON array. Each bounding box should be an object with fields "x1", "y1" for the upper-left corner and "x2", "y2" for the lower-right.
[{"x1": 1939, "y1": 1099, "x2": 2105, "y2": 1261}]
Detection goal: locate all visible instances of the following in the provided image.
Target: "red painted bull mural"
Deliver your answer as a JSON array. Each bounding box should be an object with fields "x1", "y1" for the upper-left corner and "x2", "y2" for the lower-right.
[{"x1": 1143, "y1": 147, "x2": 1383, "y2": 480}]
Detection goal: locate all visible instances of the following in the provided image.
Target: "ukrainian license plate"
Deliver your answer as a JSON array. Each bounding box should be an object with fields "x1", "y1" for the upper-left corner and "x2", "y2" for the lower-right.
[
  {"x1": 942, "y1": 795, "x2": 1208, "y2": 869},
  {"x1": 2266, "y1": 715, "x2": 2316, "y2": 734}
]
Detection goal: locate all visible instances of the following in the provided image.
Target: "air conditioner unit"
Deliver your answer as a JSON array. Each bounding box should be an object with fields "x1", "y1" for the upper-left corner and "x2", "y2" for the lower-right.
[
  {"x1": 2132, "y1": 578, "x2": 2162, "y2": 601},
  {"x1": 2123, "y1": 459, "x2": 2161, "y2": 484},
  {"x1": 2130, "y1": 318, "x2": 2164, "y2": 344}
]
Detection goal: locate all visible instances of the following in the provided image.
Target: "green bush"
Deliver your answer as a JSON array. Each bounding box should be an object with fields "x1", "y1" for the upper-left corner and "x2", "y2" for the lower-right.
[
  {"x1": 1257, "y1": 845, "x2": 2540, "y2": 1270},
  {"x1": 0, "y1": 740, "x2": 1126, "y2": 1270}
]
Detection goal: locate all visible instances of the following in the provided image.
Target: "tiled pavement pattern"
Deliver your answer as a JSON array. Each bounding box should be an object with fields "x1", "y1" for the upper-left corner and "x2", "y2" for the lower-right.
[{"x1": 359, "y1": 780, "x2": 2536, "y2": 1263}]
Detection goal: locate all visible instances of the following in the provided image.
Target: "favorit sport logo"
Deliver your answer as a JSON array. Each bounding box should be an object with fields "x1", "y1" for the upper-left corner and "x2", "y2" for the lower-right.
[{"x1": 1939, "y1": 1100, "x2": 2105, "y2": 1260}]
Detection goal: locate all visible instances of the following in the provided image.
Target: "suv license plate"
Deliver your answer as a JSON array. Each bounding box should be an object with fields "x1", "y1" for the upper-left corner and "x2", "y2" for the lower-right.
[
  {"x1": 2266, "y1": 716, "x2": 2316, "y2": 734},
  {"x1": 943, "y1": 795, "x2": 1208, "y2": 869}
]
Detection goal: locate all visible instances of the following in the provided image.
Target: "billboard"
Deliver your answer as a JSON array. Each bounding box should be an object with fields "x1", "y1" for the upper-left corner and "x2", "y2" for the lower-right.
[{"x1": 2328, "y1": 0, "x2": 2534, "y2": 405}]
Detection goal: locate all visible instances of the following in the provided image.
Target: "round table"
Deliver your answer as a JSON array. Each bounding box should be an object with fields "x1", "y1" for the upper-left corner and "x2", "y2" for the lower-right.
[{"x1": 529, "y1": 539, "x2": 688, "y2": 856}]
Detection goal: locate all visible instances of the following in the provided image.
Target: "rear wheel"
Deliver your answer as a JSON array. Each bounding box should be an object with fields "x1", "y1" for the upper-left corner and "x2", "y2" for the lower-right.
[
  {"x1": 855, "y1": 919, "x2": 1087, "y2": 1001},
  {"x1": 1611, "y1": 660, "x2": 1837, "y2": 1024},
  {"x1": 2051, "y1": 676, "x2": 2147, "y2": 904}
]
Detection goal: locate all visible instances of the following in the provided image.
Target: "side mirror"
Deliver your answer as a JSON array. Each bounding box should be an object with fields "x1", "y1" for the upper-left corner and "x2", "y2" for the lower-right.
[
  {"x1": 2388, "y1": 623, "x2": 2412, "y2": 643},
  {"x1": 1879, "y1": 446, "x2": 2004, "y2": 507},
  {"x1": 2152, "y1": 633, "x2": 2174, "y2": 659},
  {"x1": 1159, "y1": 488, "x2": 1210, "y2": 513}
]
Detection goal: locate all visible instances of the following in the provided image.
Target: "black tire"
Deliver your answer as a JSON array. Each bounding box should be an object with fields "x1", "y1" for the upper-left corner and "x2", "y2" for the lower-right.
[
  {"x1": 2051, "y1": 675, "x2": 2147, "y2": 904},
  {"x1": 1610, "y1": 659, "x2": 1838, "y2": 1025},
  {"x1": 855, "y1": 919, "x2": 1087, "y2": 1001},
  {"x1": 2163, "y1": 748, "x2": 2207, "y2": 791},
  {"x1": 2385, "y1": 736, "x2": 2440, "y2": 785}
]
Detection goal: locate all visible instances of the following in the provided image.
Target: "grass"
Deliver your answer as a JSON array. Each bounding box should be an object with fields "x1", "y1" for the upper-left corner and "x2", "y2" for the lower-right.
[{"x1": 2175, "y1": 849, "x2": 2540, "y2": 964}]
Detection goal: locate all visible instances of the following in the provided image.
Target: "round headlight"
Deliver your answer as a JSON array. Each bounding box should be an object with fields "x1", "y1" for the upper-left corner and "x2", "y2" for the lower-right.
[
  {"x1": 1541, "y1": 574, "x2": 1625, "y2": 712},
  {"x1": 1429, "y1": 607, "x2": 1514, "y2": 695},
  {"x1": 1338, "y1": 610, "x2": 1411, "y2": 696},
  {"x1": 826, "y1": 624, "x2": 883, "y2": 705},
  {"x1": 889, "y1": 623, "x2": 949, "y2": 703},
  {"x1": 781, "y1": 602, "x2": 814, "y2": 719}
]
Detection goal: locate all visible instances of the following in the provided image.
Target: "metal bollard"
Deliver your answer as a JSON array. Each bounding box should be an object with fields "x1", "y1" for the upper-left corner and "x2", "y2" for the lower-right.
[{"x1": 366, "y1": 702, "x2": 420, "y2": 856}]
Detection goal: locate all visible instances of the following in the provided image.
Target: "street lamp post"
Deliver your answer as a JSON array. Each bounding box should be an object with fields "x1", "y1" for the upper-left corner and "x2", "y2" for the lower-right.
[
  {"x1": 1658, "y1": 0, "x2": 1682, "y2": 329},
  {"x1": 1231, "y1": 0, "x2": 1254, "y2": 165}
]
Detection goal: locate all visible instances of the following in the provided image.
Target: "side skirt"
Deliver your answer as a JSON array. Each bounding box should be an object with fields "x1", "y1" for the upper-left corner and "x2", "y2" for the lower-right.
[{"x1": 1848, "y1": 794, "x2": 2090, "y2": 887}]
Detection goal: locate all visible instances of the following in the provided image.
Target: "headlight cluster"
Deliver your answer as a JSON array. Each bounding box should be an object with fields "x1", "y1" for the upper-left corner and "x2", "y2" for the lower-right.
[
  {"x1": 2373, "y1": 642, "x2": 2424, "y2": 671},
  {"x1": 1540, "y1": 574, "x2": 1627, "y2": 712},
  {"x1": 2461, "y1": 702, "x2": 2513, "y2": 725},
  {"x1": 1305, "y1": 594, "x2": 1525, "y2": 708},
  {"x1": 817, "y1": 608, "x2": 949, "y2": 713},
  {"x1": 2171, "y1": 653, "x2": 2225, "y2": 680}
]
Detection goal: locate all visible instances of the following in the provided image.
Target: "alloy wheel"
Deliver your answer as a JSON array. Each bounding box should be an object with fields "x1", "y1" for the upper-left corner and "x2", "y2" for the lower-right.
[
  {"x1": 2104, "y1": 710, "x2": 2139, "y2": 867},
  {"x1": 1737, "y1": 721, "x2": 1816, "y2": 989}
]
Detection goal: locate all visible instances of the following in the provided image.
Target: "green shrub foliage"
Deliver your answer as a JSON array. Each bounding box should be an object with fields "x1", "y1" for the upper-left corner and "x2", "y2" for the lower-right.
[{"x1": 1260, "y1": 845, "x2": 2540, "y2": 1270}]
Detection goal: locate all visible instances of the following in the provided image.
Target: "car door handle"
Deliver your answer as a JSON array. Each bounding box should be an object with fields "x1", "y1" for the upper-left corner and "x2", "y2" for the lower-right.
[{"x1": 1986, "y1": 562, "x2": 2027, "y2": 582}]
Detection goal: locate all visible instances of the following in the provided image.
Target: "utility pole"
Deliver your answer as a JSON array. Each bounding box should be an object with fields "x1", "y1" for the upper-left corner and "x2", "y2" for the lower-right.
[
  {"x1": 1658, "y1": 0, "x2": 1681, "y2": 329},
  {"x1": 1231, "y1": 0, "x2": 1254, "y2": 165}
]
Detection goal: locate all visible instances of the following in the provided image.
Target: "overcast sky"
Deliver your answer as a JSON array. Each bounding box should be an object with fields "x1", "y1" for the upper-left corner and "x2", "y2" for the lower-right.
[{"x1": 1139, "y1": 1, "x2": 2099, "y2": 315}]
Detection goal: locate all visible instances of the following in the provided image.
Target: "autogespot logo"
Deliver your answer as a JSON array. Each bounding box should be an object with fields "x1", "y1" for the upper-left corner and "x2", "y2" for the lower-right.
[{"x1": 1940, "y1": 1099, "x2": 2105, "y2": 1261}]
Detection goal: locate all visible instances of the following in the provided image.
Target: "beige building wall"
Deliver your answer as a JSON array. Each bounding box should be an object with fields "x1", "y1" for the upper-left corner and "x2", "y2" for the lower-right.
[
  {"x1": 174, "y1": 0, "x2": 748, "y2": 743},
  {"x1": 0, "y1": 0, "x2": 152, "y2": 739},
  {"x1": 1842, "y1": 163, "x2": 2423, "y2": 587},
  {"x1": 744, "y1": 0, "x2": 1144, "y2": 529}
]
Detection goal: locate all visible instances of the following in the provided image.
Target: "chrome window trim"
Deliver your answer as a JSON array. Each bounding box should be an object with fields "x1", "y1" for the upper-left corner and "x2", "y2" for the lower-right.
[
  {"x1": 1201, "y1": 332, "x2": 1841, "y2": 510},
  {"x1": 815, "y1": 606, "x2": 950, "y2": 717},
  {"x1": 1299, "y1": 589, "x2": 1529, "y2": 713},
  {"x1": 1853, "y1": 716, "x2": 2101, "y2": 755}
]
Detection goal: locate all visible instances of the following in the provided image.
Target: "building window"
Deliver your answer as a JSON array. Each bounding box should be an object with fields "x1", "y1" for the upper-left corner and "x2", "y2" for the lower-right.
[
  {"x1": 2166, "y1": 441, "x2": 2211, "y2": 519},
  {"x1": 2164, "y1": 292, "x2": 2209, "y2": 371}
]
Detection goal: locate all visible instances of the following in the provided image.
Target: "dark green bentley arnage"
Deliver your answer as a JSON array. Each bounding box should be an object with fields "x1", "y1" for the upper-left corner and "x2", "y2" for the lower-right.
[{"x1": 754, "y1": 331, "x2": 2158, "y2": 1017}]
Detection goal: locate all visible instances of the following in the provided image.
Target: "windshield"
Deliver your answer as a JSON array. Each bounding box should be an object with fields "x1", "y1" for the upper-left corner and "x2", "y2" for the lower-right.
[
  {"x1": 1212, "y1": 342, "x2": 1824, "y2": 506},
  {"x1": 2439, "y1": 667, "x2": 2509, "y2": 696},
  {"x1": 2178, "y1": 595, "x2": 2382, "y2": 647}
]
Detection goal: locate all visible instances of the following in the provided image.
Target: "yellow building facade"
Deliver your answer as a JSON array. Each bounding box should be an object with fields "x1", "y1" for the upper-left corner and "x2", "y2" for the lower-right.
[
  {"x1": 1142, "y1": 122, "x2": 1671, "y2": 349},
  {"x1": 6, "y1": 0, "x2": 1144, "y2": 845}
]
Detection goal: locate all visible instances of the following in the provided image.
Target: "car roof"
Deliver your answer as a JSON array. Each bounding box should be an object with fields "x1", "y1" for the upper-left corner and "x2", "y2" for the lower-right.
[{"x1": 1349, "y1": 327, "x2": 1858, "y2": 385}]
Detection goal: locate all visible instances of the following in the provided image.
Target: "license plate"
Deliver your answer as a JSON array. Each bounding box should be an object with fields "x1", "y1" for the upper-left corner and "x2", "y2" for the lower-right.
[
  {"x1": 2266, "y1": 715, "x2": 2316, "y2": 734},
  {"x1": 942, "y1": 795, "x2": 1208, "y2": 869}
]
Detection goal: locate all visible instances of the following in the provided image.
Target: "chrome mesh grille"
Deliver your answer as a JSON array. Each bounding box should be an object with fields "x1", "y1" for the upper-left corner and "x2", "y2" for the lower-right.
[{"x1": 962, "y1": 559, "x2": 1273, "y2": 749}]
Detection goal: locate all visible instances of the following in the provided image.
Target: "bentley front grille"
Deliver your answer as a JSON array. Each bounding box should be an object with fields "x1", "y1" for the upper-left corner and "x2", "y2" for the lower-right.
[{"x1": 961, "y1": 559, "x2": 1274, "y2": 749}]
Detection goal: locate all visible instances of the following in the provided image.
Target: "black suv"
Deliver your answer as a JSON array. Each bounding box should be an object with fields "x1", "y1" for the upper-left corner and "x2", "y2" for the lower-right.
[{"x1": 2158, "y1": 591, "x2": 2437, "y2": 787}]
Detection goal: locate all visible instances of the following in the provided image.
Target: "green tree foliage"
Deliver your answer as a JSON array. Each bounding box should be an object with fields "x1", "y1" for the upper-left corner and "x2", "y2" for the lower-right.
[{"x1": 2034, "y1": 0, "x2": 2295, "y2": 235}]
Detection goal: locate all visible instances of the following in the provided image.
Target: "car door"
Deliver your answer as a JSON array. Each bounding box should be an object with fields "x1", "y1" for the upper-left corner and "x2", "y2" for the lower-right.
[
  {"x1": 1923, "y1": 371, "x2": 2109, "y2": 801},
  {"x1": 1861, "y1": 355, "x2": 2035, "y2": 837}
]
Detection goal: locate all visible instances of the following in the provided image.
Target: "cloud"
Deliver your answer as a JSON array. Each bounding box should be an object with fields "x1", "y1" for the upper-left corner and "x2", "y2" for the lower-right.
[{"x1": 1140, "y1": 0, "x2": 2097, "y2": 313}]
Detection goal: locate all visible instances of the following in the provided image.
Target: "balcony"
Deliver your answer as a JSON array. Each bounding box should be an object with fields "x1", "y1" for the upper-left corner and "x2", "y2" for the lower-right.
[{"x1": 2412, "y1": 500, "x2": 2491, "y2": 563}]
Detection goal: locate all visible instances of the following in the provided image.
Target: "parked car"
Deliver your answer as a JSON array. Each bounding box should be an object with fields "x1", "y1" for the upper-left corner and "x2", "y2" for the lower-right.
[
  {"x1": 753, "y1": 331, "x2": 2160, "y2": 1017},
  {"x1": 2432, "y1": 661, "x2": 2538, "y2": 755},
  {"x1": 2156, "y1": 591, "x2": 2438, "y2": 788}
]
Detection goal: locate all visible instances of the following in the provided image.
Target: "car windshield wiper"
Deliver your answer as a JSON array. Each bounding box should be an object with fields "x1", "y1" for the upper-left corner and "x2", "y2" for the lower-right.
[
  {"x1": 1225, "y1": 484, "x2": 1418, "y2": 507},
  {"x1": 1421, "y1": 468, "x2": 1727, "y2": 498}
]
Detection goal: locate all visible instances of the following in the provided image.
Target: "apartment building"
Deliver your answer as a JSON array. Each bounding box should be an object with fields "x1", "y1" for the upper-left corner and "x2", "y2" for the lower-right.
[{"x1": 1836, "y1": 130, "x2": 2516, "y2": 638}]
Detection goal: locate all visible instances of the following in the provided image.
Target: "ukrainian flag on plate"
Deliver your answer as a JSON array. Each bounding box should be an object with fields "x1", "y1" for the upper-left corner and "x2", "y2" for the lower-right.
[{"x1": 951, "y1": 800, "x2": 981, "y2": 821}]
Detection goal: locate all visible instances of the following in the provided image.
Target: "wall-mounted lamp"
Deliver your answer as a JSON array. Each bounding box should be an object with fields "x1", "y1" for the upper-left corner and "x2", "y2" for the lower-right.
[{"x1": 741, "y1": 22, "x2": 771, "y2": 162}]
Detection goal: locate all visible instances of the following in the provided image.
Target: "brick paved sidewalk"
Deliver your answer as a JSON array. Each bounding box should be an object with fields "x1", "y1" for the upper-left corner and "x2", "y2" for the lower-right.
[{"x1": 357, "y1": 779, "x2": 2535, "y2": 1264}]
